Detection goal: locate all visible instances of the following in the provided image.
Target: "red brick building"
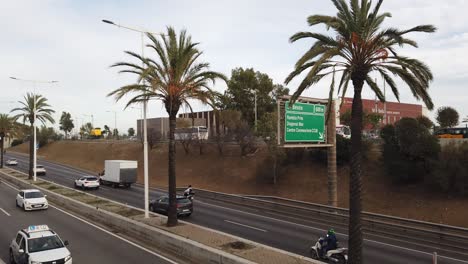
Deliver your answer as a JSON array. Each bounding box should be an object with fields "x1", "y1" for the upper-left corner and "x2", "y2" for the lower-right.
[{"x1": 338, "y1": 97, "x2": 423, "y2": 127}]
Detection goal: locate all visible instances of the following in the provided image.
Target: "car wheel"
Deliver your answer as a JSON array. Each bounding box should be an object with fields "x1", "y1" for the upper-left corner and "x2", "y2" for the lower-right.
[
  {"x1": 82, "y1": 185, "x2": 85, "y2": 190},
  {"x1": 96, "y1": 186, "x2": 100, "y2": 190},
  {"x1": 9, "y1": 249, "x2": 16, "y2": 264},
  {"x1": 149, "y1": 204, "x2": 154, "y2": 212},
  {"x1": 186, "y1": 213, "x2": 192, "y2": 217}
]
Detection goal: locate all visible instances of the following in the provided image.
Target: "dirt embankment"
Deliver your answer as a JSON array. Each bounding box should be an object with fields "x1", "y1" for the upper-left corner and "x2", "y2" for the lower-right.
[{"x1": 10, "y1": 140, "x2": 468, "y2": 228}]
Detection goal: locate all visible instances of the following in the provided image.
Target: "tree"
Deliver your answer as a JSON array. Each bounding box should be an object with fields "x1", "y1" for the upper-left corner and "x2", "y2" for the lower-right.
[
  {"x1": 285, "y1": 1, "x2": 436, "y2": 262},
  {"x1": 103, "y1": 125, "x2": 111, "y2": 138},
  {"x1": 108, "y1": 27, "x2": 227, "y2": 226},
  {"x1": 11, "y1": 93, "x2": 55, "y2": 178},
  {"x1": 0, "y1": 114, "x2": 17, "y2": 168},
  {"x1": 128, "y1": 127, "x2": 135, "y2": 137},
  {"x1": 436, "y1": 106, "x2": 459, "y2": 128},
  {"x1": 340, "y1": 109, "x2": 383, "y2": 129},
  {"x1": 113, "y1": 128, "x2": 119, "y2": 139},
  {"x1": 38, "y1": 126, "x2": 59, "y2": 147},
  {"x1": 224, "y1": 67, "x2": 289, "y2": 127},
  {"x1": 416, "y1": 115, "x2": 434, "y2": 129},
  {"x1": 59, "y1": 112, "x2": 74, "y2": 138},
  {"x1": 257, "y1": 111, "x2": 285, "y2": 184}
]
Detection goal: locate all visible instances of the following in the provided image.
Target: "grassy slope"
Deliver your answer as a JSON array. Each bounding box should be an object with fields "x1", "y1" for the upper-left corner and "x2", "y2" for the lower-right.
[{"x1": 9, "y1": 140, "x2": 468, "y2": 227}]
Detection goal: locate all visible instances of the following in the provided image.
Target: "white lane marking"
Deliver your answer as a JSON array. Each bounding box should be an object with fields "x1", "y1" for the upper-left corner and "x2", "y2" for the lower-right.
[
  {"x1": 200, "y1": 200, "x2": 468, "y2": 263},
  {"x1": 0, "y1": 208, "x2": 10, "y2": 216},
  {"x1": 0, "y1": 180, "x2": 178, "y2": 264},
  {"x1": 224, "y1": 220, "x2": 267, "y2": 232},
  {"x1": 51, "y1": 206, "x2": 178, "y2": 264}
]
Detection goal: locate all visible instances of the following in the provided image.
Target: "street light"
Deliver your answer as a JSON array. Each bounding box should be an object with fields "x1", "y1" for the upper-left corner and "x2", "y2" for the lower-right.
[
  {"x1": 9, "y1": 77, "x2": 58, "y2": 182},
  {"x1": 83, "y1": 114, "x2": 94, "y2": 127},
  {"x1": 103, "y1": 19, "x2": 163, "y2": 218}
]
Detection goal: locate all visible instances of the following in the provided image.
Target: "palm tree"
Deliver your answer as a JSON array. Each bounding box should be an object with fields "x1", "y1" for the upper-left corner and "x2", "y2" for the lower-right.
[
  {"x1": 0, "y1": 114, "x2": 17, "y2": 168},
  {"x1": 11, "y1": 93, "x2": 55, "y2": 179},
  {"x1": 108, "y1": 27, "x2": 227, "y2": 226},
  {"x1": 285, "y1": 1, "x2": 435, "y2": 262}
]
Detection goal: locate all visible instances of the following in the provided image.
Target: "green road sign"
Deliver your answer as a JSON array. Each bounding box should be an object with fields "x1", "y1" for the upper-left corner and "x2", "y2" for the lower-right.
[{"x1": 285, "y1": 102, "x2": 325, "y2": 142}]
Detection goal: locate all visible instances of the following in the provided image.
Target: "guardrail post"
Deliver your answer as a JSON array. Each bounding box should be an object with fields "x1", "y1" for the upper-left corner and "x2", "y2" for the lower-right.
[{"x1": 432, "y1": 252, "x2": 437, "y2": 264}]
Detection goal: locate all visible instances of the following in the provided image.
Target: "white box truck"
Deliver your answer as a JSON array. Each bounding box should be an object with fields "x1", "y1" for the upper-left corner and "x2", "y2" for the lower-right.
[{"x1": 99, "y1": 160, "x2": 138, "y2": 188}]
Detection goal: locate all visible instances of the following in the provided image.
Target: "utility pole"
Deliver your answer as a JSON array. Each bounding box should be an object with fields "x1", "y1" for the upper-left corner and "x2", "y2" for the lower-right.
[{"x1": 254, "y1": 90, "x2": 258, "y2": 131}]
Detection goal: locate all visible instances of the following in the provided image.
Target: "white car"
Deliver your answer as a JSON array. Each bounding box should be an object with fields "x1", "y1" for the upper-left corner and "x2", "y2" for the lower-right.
[
  {"x1": 6, "y1": 159, "x2": 18, "y2": 166},
  {"x1": 33, "y1": 165, "x2": 47, "y2": 176},
  {"x1": 10, "y1": 225, "x2": 72, "y2": 264},
  {"x1": 16, "y1": 189, "x2": 49, "y2": 211},
  {"x1": 74, "y1": 176, "x2": 100, "y2": 190}
]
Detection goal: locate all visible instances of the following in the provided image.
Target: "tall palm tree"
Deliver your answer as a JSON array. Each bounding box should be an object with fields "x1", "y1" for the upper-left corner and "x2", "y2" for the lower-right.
[
  {"x1": 11, "y1": 93, "x2": 55, "y2": 179},
  {"x1": 285, "y1": 1, "x2": 435, "y2": 262},
  {"x1": 108, "y1": 27, "x2": 227, "y2": 226},
  {"x1": 0, "y1": 114, "x2": 17, "y2": 168}
]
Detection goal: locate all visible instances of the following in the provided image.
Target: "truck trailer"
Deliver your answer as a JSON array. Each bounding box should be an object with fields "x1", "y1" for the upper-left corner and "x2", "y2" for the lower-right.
[{"x1": 99, "y1": 160, "x2": 137, "y2": 188}]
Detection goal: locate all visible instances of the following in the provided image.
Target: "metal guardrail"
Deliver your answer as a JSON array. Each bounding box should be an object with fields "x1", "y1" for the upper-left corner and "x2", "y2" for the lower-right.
[{"x1": 177, "y1": 188, "x2": 468, "y2": 259}]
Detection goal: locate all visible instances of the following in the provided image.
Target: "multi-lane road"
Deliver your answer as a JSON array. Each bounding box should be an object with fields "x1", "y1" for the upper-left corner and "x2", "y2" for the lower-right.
[
  {"x1": 3, "y1": 152, "x2": 468, "y2": 264},
  {"x1": 0, "y1": 175, "x2": 178, "y2": 264}
]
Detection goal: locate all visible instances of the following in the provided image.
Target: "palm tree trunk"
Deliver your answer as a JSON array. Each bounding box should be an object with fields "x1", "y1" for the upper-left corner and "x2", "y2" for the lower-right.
[
  {"x1": 0, "y1": 135, "x2": 4, "y2": 169},
  {"x1": 348, "y1": 77, "x2": 364, "y2": 264},
  {"x1": 327, "y1": 100, "x2": 338, "y2": 207},
  {"x1": 167, "y1": 114, "x2": 178, "y2": 227},
  {"x1": 29, "y1": 124, "x2": 34, "y2": 179}
]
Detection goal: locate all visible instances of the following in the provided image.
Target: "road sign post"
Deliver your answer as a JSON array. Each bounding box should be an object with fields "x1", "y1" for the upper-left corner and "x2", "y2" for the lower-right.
[{"x1": 277, "y1": 95, "x2": 337, "y2": 207}]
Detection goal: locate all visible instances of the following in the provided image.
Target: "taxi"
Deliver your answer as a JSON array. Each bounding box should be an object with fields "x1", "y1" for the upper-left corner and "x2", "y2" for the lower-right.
[{"x1": 9, "y1": 225, "x2": 72, "y2": 264}]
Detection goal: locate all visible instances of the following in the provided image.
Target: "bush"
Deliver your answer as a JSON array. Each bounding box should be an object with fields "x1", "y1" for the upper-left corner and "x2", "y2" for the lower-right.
[
  {"x1": 308, "y1": 134, "x2": 371, "y2": 165},
  {"x1": 381, "y1": 118, "x2": 440, "y2": 184},
  {"x1": 427, "y1": 143, "x2": 468, "y2": 196},
  {"x1": 11, "y1": 139, "x2": 23, "y2": 147}
]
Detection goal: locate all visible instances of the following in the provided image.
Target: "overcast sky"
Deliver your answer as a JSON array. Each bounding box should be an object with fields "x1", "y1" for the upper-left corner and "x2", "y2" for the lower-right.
[{"x1": 1, "y1": 0, "x2": 467, "y2": 133}]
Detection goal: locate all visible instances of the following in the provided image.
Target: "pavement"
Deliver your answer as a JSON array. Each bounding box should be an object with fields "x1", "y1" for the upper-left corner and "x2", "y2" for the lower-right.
[
  {"x1": 0, "y1": 176, "x2": 178, "y2": 264},
  {"x1": 3, "y1": 152, "x2": 468, "y2": 263}
]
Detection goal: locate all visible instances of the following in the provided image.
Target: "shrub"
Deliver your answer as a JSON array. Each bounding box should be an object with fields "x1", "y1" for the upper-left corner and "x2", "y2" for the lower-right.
[
  {"x1": 381, "y1": 118, "x2": 440, "y2": 184},
  {"x1": 427, "y1": 142, "x2": 468, "y2": 196},
  {"x1": 11, "y1": 139, "x2": 23, "y2": 147}
]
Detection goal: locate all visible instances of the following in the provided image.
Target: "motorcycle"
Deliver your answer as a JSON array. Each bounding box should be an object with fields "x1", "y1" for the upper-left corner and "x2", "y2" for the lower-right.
[
  {"x1": 310, "y1": 236, "x2": 347, "y2": 264},
  {"x1": 184, "y1": 191, "x2": 195, "y2": 201}
]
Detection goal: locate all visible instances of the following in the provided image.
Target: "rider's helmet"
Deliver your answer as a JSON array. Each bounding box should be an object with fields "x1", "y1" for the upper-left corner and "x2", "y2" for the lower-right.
[
  {"x1": 188, "y1": 185, "x2": 192, "y2": 188},
  {"x1": 327, "y1": 228, "x2": 335, "y2": 236}
]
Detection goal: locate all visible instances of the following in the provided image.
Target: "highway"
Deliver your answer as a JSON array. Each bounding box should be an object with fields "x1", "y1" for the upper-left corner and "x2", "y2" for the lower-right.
[
  {"x1": 0, "y1": 175, "x2": 178, "y2": 264},
  {"x1": 4, "y1": 152, "x2": 468, "y2": 264}
]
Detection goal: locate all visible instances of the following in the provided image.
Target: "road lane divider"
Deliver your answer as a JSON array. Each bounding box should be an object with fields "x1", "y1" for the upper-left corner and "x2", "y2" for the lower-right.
[
  {"x1": 0, "y1": 208, "x2": 11, "y2": 216},
  {"x1": 224, "y1": 220, "x2": 268, "y2": 233}
]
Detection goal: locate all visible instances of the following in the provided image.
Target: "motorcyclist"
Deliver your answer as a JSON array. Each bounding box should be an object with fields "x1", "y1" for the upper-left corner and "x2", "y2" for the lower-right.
[
  {"x1": 320, "y1": 228, "x2": 338, "y2": 258},
  {"x1": 184, "y1": 185, "x2": 194, "y2": 197}
]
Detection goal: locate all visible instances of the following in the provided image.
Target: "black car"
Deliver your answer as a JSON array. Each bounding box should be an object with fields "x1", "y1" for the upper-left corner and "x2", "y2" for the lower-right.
[{"x1": 149, "y1": 195, "x2": 193, "y2": 217}]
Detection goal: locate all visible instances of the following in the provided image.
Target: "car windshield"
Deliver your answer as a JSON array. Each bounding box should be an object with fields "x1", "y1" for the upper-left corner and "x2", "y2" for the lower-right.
[
  {"x1": 36, "y1": 165, "x2": 44, "y2": 168},
  {"x1": 28, "y1": 235, "x2": 64, "y2": 253},
  {"x1": 10, "y1": 159, "x2": 16, "y2": 161},
  {"x1": 25, "y1": 192, "x2": 44, "y2": 199}
]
